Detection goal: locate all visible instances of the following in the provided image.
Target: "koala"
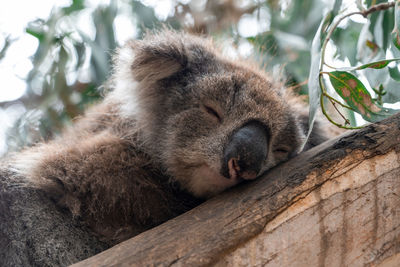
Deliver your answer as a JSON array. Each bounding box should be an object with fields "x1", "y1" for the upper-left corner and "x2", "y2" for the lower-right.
[{"x1": 0, "y1": 30, "x2": 329, "y2": 266}]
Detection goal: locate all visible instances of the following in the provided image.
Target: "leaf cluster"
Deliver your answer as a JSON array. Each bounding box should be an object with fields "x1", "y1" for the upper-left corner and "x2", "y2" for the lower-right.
[{"x1": 306, "y1": 0, "x2": 400, "y2": 135}]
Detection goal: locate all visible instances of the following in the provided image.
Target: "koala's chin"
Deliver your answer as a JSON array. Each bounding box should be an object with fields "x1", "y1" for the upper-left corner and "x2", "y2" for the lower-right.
[
  {"x1": 164, "y1": 120, "x2": 274, "y2": 198},
  {"x1": 2, "y1": 30, "x2": 331, "y2": 265},
  {"x1": 186, "y1": 165, "x2": 243, "y2": 198}
]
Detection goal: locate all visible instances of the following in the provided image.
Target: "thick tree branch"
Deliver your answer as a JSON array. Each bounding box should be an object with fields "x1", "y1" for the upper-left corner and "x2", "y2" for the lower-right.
[{"x1": 72, "y1": 112, "x2": 400, "y2": 267}]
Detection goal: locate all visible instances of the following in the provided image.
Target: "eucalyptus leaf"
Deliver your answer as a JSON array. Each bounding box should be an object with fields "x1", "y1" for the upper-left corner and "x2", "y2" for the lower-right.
[
  {"x1": 357, "y1": 21, "x2": 377, "y2": 63},
  {"x1": 132, "y1": 0, "x2": 160, "y2": 36},
  {"x1": 357, "y1": 58, "x2": 400, "y2": 70},
  {"x1": 392, "y1": 1, "x2": 400, "y2": 50},
  {"x1": 26, "y1": 28, "x2": 45, "y2": 42},
  {"x1": 74, "y1": 42, "x2": 86, "y2": 70},
  {"x1": 382, "y1": 78, "x2": 400, "y2": 103},
  {"x1": 320, "y1": 11, "x2": 334, "y2": 42},
  {"x1": 365, "y1": 0, "x2": 386, "y2": 8},
  {"x1": 373, "y1": 11, "x2": 384, "y2": 49},
  {"x1": 362, "y1": 65, "x2": 400, "y2": 105},
  {"x1": 382, "y1": 9, "x2": 394, "y2": 51},
  {"x1": 84, "y1": 2, "x2": 118, "y2": 85},
  {"x1": 336, "y1": 58, "x2": 400, "y2": 71},
  {"x1": 302, "y1": 15, "x2": 326, "y2": 150},
  {"x1": 328, "y1": 71, "x2": 398, "y2": 122},
  {"x1": 332, "y1": 0, "x2": 342, "y2": 15},
  {"x1": 79, "y1": 31, "x2": 110, "y2": 86},
  {"x1": 319, "y1": 0, "x2": 342, "y2": 42},
  {"x1": 0, "y1": 36, "x2": 12, "y2": 61},
  {"x1": 331, "y1": 21, "x2": 363, "y2": 65},
  {"x1": 338, "y1": 58, "x2": 400, "y2": 71},
  {"x1": 62, "y1": 0, "x2": 85, "y2": 15},
  {"x1": 389, "y1": 66, "x2": 400, "y2": 81}
]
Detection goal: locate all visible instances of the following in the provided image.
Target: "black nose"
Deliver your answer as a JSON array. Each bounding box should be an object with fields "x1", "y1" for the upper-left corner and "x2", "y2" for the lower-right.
[{"x1": 221, "y1": 121, "x2": 268, "y2": 180}]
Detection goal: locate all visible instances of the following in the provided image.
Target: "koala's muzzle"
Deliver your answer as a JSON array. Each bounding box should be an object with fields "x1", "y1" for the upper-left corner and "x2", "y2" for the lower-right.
[{"x1": 222, "y1": 121, "x2": 268, "y2": 180}]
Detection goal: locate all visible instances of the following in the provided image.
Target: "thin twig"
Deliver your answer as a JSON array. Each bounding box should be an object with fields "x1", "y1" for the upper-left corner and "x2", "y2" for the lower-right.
[
  {"x1": 318, "y1": 75, "x2": 362, "y2": 130},
  {"x1": 328, "y1": 98, "x2": 351, "y2": 125},
  {"x1": 323, "y1": 62, "x2": 337, "y2": 69},
  {"x1": 361, "y1": 2, "x2": 396, "y2": 17},
  {"x1": 323, "y1": 92, "x2": 354, "y2": 111}
]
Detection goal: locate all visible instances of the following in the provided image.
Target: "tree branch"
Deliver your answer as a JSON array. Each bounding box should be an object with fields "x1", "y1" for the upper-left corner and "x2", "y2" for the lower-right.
[{"x1": 72, "y1": 112, "x2": 400, "y2": 267}]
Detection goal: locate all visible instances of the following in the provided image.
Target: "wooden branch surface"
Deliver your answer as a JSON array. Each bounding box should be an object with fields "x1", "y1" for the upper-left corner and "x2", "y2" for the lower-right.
[{"x1": 72, "y1": 113, "x2": 400, "y2": 267}]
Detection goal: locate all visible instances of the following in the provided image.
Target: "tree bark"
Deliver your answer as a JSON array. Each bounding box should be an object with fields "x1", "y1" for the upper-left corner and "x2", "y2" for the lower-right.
[{"x1": 72, "y1": 113, "x2": 400, "y2": 267}]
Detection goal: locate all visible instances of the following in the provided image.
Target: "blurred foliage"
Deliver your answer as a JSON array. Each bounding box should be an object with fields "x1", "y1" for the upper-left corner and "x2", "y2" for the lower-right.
[
  {"x1": 306, "y1": 0, "x2": 400, "y2": 132},
  {"x1": 1, "y1": 0, "x2": 400, "y2": 153},
  {"x1": 0, "y1": 36, "x2": 13, "y2": 61}
]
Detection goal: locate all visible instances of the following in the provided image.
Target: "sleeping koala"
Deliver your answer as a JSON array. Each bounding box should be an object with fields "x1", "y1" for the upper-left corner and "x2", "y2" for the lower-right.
[{"x1": 0, "y1": 30, "x2": 329, "y2": 266}]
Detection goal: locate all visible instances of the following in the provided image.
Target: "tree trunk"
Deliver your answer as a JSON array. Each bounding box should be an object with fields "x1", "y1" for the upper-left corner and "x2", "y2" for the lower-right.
[{"x1": 72, "y1": 113, "x2": 400, "y2": 267}]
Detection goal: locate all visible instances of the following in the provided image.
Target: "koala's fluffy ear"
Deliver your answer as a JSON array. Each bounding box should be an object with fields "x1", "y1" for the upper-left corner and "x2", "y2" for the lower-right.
[{"x1": 126, "y1": 32, "x2": 190, "y2": 83}]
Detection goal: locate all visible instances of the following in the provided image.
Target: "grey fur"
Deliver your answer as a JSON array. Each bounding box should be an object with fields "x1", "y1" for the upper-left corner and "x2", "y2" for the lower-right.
[{"x1": 0, "y1": 30, "x2": 331, "y2": 266}]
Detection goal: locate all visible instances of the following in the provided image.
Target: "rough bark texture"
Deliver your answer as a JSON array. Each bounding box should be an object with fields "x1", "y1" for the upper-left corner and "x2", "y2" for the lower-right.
[{"x1": 73, "y1": 113, "x2": 400, "y2": 267}]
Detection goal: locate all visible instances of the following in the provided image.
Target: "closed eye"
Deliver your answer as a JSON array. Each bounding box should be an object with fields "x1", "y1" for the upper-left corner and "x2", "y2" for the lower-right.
[
  {"x1": 203, "y1": 105, "x2": 222, "y2": 122},
  {"x1": 273, "y1": 147, "x2": 291, "y2": 157}
]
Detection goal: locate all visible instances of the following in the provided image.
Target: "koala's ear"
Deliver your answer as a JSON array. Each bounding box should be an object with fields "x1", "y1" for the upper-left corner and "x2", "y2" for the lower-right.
[{"x1": 126, "y1": 35, "x2": 189, "y2": 83}]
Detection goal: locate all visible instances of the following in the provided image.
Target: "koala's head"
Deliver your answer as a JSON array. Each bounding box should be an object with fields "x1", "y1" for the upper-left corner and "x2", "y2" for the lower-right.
[{"x1": 111, "y1": 30, "x2": 305, "y2": 198}]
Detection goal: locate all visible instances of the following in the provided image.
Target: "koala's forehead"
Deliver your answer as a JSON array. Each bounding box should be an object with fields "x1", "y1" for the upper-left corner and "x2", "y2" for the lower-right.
[{"x1": 186, "y1": 64, "x2": 284, "y2": 110}]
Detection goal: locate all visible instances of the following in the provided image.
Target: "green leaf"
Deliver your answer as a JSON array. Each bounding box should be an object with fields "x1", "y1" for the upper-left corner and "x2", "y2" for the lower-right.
[
  {"x1": 331, "y1": 20, "x2": 363, "y2": 65},
  {"x1": 131, "y1": 0, "x2": 160, "y2": 36},
  {"x1": 392, "y1": 1, "x2": 400, "y2": 50},
  {"x1": 382, "y1": 9, "x2": 394, "y2": 51},
  {"x1": 346, "y1": 109, "x2": 357, "y2": 127},
  {"x1": 251, "y1": 32, "x2": 279, "y2": 56},
  {"x1": 356, "y1": 58, "x2": 400, "y2": 70},
  {"x1": 389, "y1": 66, "x2": 400, "y2": 81},
  {"x1": 302, "y1": 14, "x2": 326, "y2": 150},
  {"x1": 365, "y1": 0, "x2": 386, "y2": 8},
  {"x1": 246, "y1": 36, "x2": 256, "y2": 43},
  {"x1": 328, "y1": 71, "x2": 398, "y2": 122},
  {"x1": 320, "y1": 11, "x2": 334, "y2": 42},
  {"x1": 320, "y1": 0, "x2": 342, "y2": 43},
  {"x1": 373, "y1": 11, "x2": 384, "y2": 49},
  {"x1": 62, "y1": 0, "x2": 85, "y2": 15},
  {"x1": 74, "y1": 42, "x2": 86, "y2": 70},
  {"x1": 83, "y1": 2, "x2": 118, "y2": 85},
  {"x1": 357, "y1": 21, "x2": 381, "y2": 64},
  {"x1": 0, "y1": 36, "x2": 13, "y2": 61},
  {"x1": 332, "y1": 0, "x2": 342, "y2": 15},
  {"x1": 382, "y1": 78, "x2": 400, "y2": 103},
  {"x1": 336, "y1": 58, "x2": 400, "y2": 71},
  {"x1": 366, "y1": 39, "x2": 379, "y2": 51},
  {"x1": 26, "y1": 28, "x2": 45, "y2": 42}
]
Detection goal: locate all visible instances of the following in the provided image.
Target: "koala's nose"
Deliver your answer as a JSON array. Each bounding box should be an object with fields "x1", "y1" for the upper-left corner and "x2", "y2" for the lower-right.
[{"x1": 222, "y1": 121, "x2": 268, "y2": 180}]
